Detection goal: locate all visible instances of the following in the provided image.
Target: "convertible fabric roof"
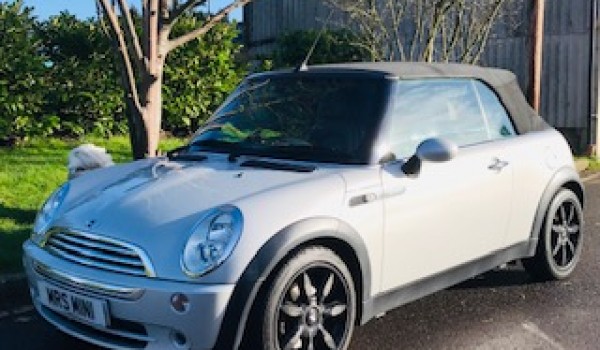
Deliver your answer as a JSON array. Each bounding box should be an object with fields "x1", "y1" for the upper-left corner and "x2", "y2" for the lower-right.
[{"x1": 257, "y1": 62, "x2": 548, "y2": 134}]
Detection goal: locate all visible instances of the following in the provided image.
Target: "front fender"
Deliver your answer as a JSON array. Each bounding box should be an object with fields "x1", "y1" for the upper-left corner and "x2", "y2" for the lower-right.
[{"x1": 214, "y1": 217, "x2": 371, "y2": 349}]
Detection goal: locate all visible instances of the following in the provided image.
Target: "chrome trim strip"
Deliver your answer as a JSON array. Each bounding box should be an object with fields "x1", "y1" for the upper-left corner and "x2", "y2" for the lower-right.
[
  {"x1": 49, "y1": 238, "x2": 144, "y2": 267},
  {"x1": 46, "y1": 245, "x2": 147, "y2": 277},
  {"x1": 53, "y1": 232, "x2": 138, "y2": 257},
  {"x1": 34, "y1": 261, "x2": 145, "y2": 301},
  {"x1": 44, "y1": 227, "x2": 156, "y2": 278}
]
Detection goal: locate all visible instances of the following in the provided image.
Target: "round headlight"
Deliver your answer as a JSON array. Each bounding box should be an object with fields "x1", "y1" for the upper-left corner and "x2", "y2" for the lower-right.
[
  {"x1": 33, "y1": 183, "x2": 70, "y2": 238},
  {"x1": 181, "y1": 206, "x2": 243, "y2": 277}
]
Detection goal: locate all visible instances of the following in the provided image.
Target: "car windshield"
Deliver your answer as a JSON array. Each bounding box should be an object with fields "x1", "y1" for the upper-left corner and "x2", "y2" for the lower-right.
[{"x1": 189, "y1": 75, "x2": 389, "y2": 164}]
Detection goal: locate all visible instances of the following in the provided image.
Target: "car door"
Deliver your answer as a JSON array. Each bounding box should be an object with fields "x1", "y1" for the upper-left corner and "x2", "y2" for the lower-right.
[{"x1": 379, "y1": 79, "x2": 517, "y2": 291}]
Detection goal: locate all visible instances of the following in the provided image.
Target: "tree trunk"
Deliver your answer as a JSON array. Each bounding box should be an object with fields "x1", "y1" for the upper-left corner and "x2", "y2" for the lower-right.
[
  {"x1": 98, "y1": 0, "x2": 252, "y2": 159},
  {"x1": 111, "y1": 49, "x2": 148, "y2": 159},
  {"x1": 125, "y1": 97, "x2": 148, "y2": 160},
  {"x1": 143, "y1": 63, "x2": 164, "y2": 158},
  {"x1": 122, "y1": 61, "x2": 164, "y2": 160}
]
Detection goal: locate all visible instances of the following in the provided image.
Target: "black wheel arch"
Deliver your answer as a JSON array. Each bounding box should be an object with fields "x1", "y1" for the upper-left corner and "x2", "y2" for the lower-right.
[
  {"x1": 213, "y1": 217, "x2": 371, "y2": 349},
  {"x1": 528, "y1": 166, "x2": 585, "y2": 257}
]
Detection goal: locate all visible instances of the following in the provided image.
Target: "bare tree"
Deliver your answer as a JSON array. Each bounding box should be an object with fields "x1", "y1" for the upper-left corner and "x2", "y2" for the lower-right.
[
  {"x1": 96, "y1": 0, "x2": 251, "y2": 159},
  {"x1": 326, "y1": 0, "x2": 513, "y2": 64}
]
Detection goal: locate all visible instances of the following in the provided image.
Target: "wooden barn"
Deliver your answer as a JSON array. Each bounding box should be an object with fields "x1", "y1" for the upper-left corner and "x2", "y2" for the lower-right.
[{"x1": 243, "y1": 0, "x2": 600, "y2": 153}]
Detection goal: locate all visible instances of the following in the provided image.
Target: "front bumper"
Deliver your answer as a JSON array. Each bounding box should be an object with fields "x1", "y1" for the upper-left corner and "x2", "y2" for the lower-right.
[{"x1": 23, "y1": 240, "x2": 235, "y2": 350}]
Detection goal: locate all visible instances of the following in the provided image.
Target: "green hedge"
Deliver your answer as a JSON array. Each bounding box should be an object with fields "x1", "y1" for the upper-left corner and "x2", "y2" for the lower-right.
[{"x1": 0, "y1": 2, "x2": 246, "y2": 144}]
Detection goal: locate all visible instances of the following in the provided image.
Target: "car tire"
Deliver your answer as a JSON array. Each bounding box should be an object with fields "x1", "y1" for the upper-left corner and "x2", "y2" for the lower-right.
[
  {"x1": 523, "y1": 188, "x2": 584, "y2": 281},
  {"x1": 261, "y1": 246, "x2": 356, "y2": 350}
]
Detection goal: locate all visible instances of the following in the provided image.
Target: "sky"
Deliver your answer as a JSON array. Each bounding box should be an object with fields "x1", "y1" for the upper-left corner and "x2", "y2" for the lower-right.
[{"x1": 22, "y1": 0, "x2": 243, "y2": 21}]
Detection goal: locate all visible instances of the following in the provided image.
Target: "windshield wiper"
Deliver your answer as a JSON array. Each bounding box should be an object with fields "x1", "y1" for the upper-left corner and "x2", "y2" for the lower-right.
[
  {"x1": 269, "y1": 144, "x2": 358, "y2": 163},
  {"x1": 240, "y1": 159, "x2": 316, "y2": 173},
  {"x1": 166, "y1": 146, "x2": 207, "y2": 162},
  {"x1": 168, "y1": 138, "x2": 239, "y2": 160},
  {"x1": 190, "y1": 139, "x2": 239, "y2": 149},
  {"x1": 190, "y1": 139, "x2": 256, "y2": 162}
]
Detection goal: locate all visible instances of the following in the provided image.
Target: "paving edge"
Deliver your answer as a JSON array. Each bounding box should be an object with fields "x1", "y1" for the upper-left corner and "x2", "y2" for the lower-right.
[{"x1": 582, "y1": 171, "x2": 600, "y2": 183}]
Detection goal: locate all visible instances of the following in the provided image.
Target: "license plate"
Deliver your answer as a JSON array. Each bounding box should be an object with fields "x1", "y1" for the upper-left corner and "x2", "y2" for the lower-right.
[{"x1": 38, "y1": 281, "x2": 109, "y2": 327}]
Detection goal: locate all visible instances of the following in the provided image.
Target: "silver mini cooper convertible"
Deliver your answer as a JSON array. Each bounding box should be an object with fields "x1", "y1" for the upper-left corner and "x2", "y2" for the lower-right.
[{"x1": 24, "y1": 63, "x2": 584, "y2": 350}]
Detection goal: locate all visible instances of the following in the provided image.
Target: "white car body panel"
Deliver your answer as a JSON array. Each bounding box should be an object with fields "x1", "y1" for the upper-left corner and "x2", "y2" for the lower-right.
[
  {"x1": 502, "y1": 129, "x2": 577, "y2": 246},
  {"x1": 379, "y1": 140, "x2": 513, "y2": 290},
  {"x1": 56, "y1": 155, "x2": 348, "y2": 282},
  {"x1": 337, "y1": 167, "x2": 385, "y2": 296},
  {"x1": 221, "y1": 166, "x2": 347, "y2": 281}
]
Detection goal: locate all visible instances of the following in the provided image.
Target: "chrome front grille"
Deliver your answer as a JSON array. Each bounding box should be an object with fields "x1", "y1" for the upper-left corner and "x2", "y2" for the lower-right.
[{"x1": 43, "y1": 228, "x2": 155, "y2": 277}]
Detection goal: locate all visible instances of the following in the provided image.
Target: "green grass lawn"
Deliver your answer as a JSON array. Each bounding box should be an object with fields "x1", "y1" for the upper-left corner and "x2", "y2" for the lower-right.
[
  {"x1": 0, "y1": 136, "x2": 186, "y2": 274},
  {"x1": 587, "y1": 157, "x2": 600, "y2": 171}
]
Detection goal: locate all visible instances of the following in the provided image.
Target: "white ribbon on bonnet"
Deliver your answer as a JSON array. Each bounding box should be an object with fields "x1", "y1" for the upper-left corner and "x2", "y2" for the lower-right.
[{"x1": 68, "y1": 144, "x2": 115, "y2": 179}]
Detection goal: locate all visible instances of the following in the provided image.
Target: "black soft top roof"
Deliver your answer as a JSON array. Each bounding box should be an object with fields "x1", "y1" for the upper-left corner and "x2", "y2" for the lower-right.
[{"x1": 253, "y1": 62, "x2": 548, "y2": 134}]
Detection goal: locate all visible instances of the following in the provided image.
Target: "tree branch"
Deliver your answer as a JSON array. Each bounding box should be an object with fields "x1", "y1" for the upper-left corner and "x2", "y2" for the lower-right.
[
  {"x1": 116, "y1": 0, "x2": 146, "y2": 72},
  {"x1": 147, "y1": 0, "x2": 159, "y2": 62},
  {"x1": 441, "y1": 15, "x2": 448, "y2": 61},
  {"x1": 423, "y1": 0, "x2": 453, "y2": 62},
  {"x1": 409, "y1": 0, "x2": 425, "y2": 61},
  {"x1": 98, "y1": 0, "x2": 143, "y2": 114},
  {"x1": 141, "y1": 0, "x2": 149, "y2": 58},
  {"x1": 469, "y1": 0, "x2": 506, "y2": 64},
  {"x1": 159, "y1": 0, "x2": 201, "y2": 40},
  {"x1": 446, "y1": 0, "x2": 465, "y2": 61},
  {"x1": 387, "y1": 0, "x2": 405, "y2": 61},
  {"x1": 169, "y1": 0, "x2": 204, "y2": 23},
  {"x1": 96, "y1": 0, "x2": 112, "y2": 38},
  {"x1": 167, "y1": 0, "x2": 251, "y2": 52}
]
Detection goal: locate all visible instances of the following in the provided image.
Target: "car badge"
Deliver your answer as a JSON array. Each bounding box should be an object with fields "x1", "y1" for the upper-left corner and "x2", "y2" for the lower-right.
[{"x1": 85, "y1": 219, "x2": 97, "y2": 229}]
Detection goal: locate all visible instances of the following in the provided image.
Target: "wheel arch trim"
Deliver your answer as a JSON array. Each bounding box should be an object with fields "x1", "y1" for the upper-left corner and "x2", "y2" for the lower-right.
[
  {"x1": 528, "y1": 166, "x2": 584, "y2": 256},
  {"x1": 213, "y1": 217, "x2": 371, "y2": 349}
]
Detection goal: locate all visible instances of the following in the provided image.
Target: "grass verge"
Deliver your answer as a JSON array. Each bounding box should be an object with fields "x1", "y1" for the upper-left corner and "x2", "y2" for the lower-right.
[
  {"x1": 587, "y1": 157, "x2": 600, "y2": 171},
  {"x1": 0, "y1": 136, "x2": 186, "y2": 274}
]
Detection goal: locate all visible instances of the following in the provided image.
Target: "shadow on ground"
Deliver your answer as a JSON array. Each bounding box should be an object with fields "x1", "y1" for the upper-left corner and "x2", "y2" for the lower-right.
[
  {"x1": 0, "y1": 204, "x2": 36, "y2": 226},
  {"x1": 0, "y1": 204, "x2": 35, "y2": 273}
]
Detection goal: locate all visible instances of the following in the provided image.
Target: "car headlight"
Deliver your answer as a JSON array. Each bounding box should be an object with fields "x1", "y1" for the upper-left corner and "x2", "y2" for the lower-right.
[
  {"x1": 181, "y1": 205, "x2": 243, "y2": 277},
  {"x1": 32, "y1": 183, "x2": 70, "y2": 240}
]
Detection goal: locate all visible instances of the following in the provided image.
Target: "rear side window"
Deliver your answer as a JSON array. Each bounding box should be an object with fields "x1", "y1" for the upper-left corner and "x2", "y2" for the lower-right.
[
  {"x1": 474, "y1": 81, "x2": 516, "y2": 139},
  {"x1": 387, "y1": 79, "x2": 516, "y2": 159}
]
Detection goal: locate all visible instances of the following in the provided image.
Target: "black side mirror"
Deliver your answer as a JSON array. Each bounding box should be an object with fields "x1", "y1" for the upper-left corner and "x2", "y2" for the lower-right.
[{"x1": 401, "y1": 138, "x2": 458, "y2": 176}]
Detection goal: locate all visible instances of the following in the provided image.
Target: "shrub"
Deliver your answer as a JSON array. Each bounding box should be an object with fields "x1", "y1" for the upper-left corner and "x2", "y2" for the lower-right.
[
  {"x1": 0, "y1": 1, "x2": 49, "y2": 144},
  {"x1": 163, "y1": 18, "x2": 246, "y2": 135},
  {"x1": 38, "y1": 13, "x2": 126, "y2": 137}
]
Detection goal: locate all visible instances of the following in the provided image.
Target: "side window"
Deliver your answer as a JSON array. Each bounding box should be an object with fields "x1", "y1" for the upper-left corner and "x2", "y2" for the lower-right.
[
  {"x1": 473, "y1": 81, "x2": 517, "y2": 139},
  {"x1": 388, "y1": 79, "x2": 491, "y2": 159}
]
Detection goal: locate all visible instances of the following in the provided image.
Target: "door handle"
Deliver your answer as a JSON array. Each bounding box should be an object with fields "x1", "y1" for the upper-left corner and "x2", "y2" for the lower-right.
[{"x1": 488, "y1": 157, "x2": 509, "y2": 172}]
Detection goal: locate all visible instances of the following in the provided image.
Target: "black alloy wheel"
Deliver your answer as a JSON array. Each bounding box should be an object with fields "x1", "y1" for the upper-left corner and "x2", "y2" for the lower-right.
[
  {"x1": 524, "y1": 189, "x2": 584, "y2": 280},
  {"x1": 262, "y1": 247, "x2": 356, "y2": 350}
]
